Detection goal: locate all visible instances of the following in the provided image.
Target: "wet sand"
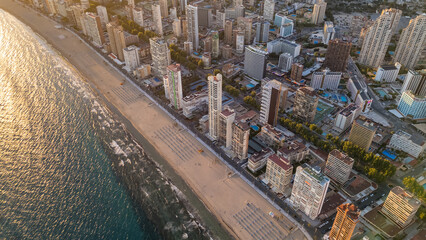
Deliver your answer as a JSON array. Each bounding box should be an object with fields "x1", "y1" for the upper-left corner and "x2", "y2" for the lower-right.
[{"x1": 0, "y1": 1, "x2": 309, "y2": 239}]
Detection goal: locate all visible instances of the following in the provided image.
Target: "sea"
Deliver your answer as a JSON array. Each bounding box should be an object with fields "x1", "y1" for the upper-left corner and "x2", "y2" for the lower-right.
[{"x1": 0, "y1": 10, "x2": 210, "y2": 240}]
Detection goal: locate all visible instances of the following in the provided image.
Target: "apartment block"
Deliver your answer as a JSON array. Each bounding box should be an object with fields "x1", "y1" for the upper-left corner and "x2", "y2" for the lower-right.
[
  {"x1": 388, "y1": 130, "x2": 425, "y2": 158},
  {"x1": 219, "y1": 108, "x2": 236, "y2": 149},
  {"x1": 293, "y1": 87, "x2": 319, "y2": 123},
  {"x1": 232, "y1": 121, "x2": 250, "y2": 160},
  {"x1": 310, "y1": 69, "x2": 342, "y2": 90},
  {"x1": 329, "y1": 204, "x2": 360, "y2": 240},
  {"x1": 324, "y1": 149, "x2": 354, "y2": 184},
  {"x1": 266, "y1": 154, "x2": 293, "y2": 194},
  {"x1": 348, "y1": 117, "x2": 377, "y2": 151}
]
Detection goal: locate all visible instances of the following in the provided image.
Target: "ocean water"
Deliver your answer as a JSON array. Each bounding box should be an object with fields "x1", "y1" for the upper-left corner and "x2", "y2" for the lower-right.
[{"x1": 0, "y1": 10, "x2": 209, "y2": 240}]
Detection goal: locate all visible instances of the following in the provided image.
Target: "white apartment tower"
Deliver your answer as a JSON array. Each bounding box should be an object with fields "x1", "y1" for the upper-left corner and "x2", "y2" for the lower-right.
[
  {"x1": 290, "y1": 164, "x2": 330, "y2": 220},
  {"x1": 133, "y1": 7, "x2": 144, "y2": 27},
  {"x1": 208, "y1": 74, "x2": 223, "y2": 140},
  {"x1": 149, "y1": 37, "x2": 171, "y2": 76},
  {"x1": 394, "y1": 14, "x2": 426, "y2": 69},
  {"x1": 123, "y1": 45, "x2": 140, "y2": 70},
  {"x1": 219, "y1": 108, "x2": 236, "y2": 148},
  {"x1": 81, "y1": 12, "x2": 105, "y2": 47},
  {"x1": 163, "y1": 64, "x2": 184, "y2": 109},
  {"x1": 152, "y1": 3, "x2": 163, "y2": 36},
  {"x1": 263, "y1": 0, "x2": 275, "y2": 22},
  {"x1": 96, "y1": 5, "x2": 108, "y2": 27},
  {"x1": 310, "y1": 69, "x2": 342, "y2": 90},
  {"x1": 186, "y1": 5, "x2": 199, "y2": 50},
  {"x1": 278, "y1": 53, "x2": 293, "y2": 71},
  {"x1": 323, "y1": 21, "x2": 335, "y2": 44},
  {"x1": 173, "y1": 18, "x2": 182, "y2": 37},
  {"x1": 358, "y1": 8, "x2": 401, "y2": 68},
  {"x1": 401, "y1": 70, "x2": 426, "y2": 97},
  {"x1": 312, "y1": 0, "x2": 327, "y2": 25}
]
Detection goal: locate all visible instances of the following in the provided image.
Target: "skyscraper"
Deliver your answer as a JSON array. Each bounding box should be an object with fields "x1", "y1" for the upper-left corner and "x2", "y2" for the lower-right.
[
  {"x1": 159, "y1": 0, "x2": 168, "y2": 18},
  {"x1": 260, "y1": 79, "x2": 283, "y2": 126},
  {"x1": 172, "y1": 18, "x2": 182, "y2": 37},
  {"x1": 290, "y1": 164, "x2": 330, "y2": 220},
  {"x1": 293, "y1": 87, "x2": 318, "y2": 123},
  {"x1": 291, "y1": 63, "x2": 303, "y2": 81},
  {"x1": 324, "y1": 150, "x2": 354, "y2": 184},
  {"x1": 152, "y1": 3, "x2": 163, "y2": 36},
  {"x1": 224, "y1": 20, "x2": 233, "y2": 45},
  {"x1": 208, "y1": 74, "x2": 223, "y2": 140},
  {"x1": 219, "y1": 108, "x2": 236, "y2": 148},
  {"x1": 278, "y1": 52, "x2": 293, "y2": 71},
  {"x1": 81, "y1": 12, "x2": 105, "y2": 47},
  {"x1": 263, "y1": 0, "x2": 275, "y2": 21},
  {"x1": 243, "y1": 17, "x2": 253, "y2": 44},
  {"x1": 132, "y1": 7, "x2": 144, "y2": 27},
  {"x1": 323, "y1": 21, "x2": 335, "y2": 44},
  {"x1": 96, "y1": 5, "x2": 108, "y2": 27},
  {"x1": 311, "y1": 0, "x2": 327, "y2": 25},
  {"x1": 381, "y1": 186, "x2": 421, "y2": 228},
  {"x1": 211, "y1": 30, "x2": 220, "y2": 58},
  {"x1": 329, "y1": 204, "x2": 360, "y2": 240},
  {"x1": 123, "y1": 45, "x2": 140, "y2": 70},
  {"x1": 232, "y1": 121, "x2": 250, "y2": 160},
  {"x1": 254, "y1": 19, "x2": 270, "y2": 43},
  {"x1": 394, "y1": 14, "x2": 426, "y2": 69},
  {"x1": 149, "y1": 37, "x2": 171, "y2": 76},
  {"x1": 186, "y1": 4, "x2": 199, "y2": 50},
  {"x1": 348, "y1": 117, "x2": 377, "y2": 151},
  {"x1": 401, "y1": 70, "x2": 426, "y2": 97},
  {"x1": 235, "y1": 31, "x2": 245, "y2": 54},
  {"x1": 163, "y1": 64, "x2": 183, "y2": 109},
  {"x1": 244, "y1": 45, "x2": 268, "y2": 80},
  {"x1": 107, "y1": 22, "x2": 127, "y2": 61},
  {"x1": 323, "y1": 39, "x2": 352, "y2": 72},
  {"x1": 358, "y1": 8, "x2": 401, "y2": 68}
]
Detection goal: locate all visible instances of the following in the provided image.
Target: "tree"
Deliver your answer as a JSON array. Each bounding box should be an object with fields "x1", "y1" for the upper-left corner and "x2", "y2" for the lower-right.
[
  {"x1": 250, "y1": 90, "x2": 256, "y2": 97},
  {"x1": 213, "y1": 69, "x2": 221, "y2": 75}
]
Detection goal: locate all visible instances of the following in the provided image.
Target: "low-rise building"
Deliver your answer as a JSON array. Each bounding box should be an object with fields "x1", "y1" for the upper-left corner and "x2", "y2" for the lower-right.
[
  {"x1": 324, "y1": 149, "x2": 354, "y2": 184},
  {"x1": 277, "y1": 141, "x2": 308, "y2": 163},
  {"x1": 265, "y1": 154, "x2": 293, "y2": 194},
  {"x1": 258, "y1": 124, "x2": 286, "y2": 148},
  {"x1": 135, "y1": 64, "x2": 151, "y2": 78},
  {"x1": 247, "y1": 148, "x2": 274, "y2": 173},
  {"x1": 374, "y1": 62, "x2": 401, "y2": 82},
  {"x1": 388, "y1": 130, "x2": 425, "y2": 158},
  {"x1": 182, "y1": 90, "x2": 208, "y2": 118}
]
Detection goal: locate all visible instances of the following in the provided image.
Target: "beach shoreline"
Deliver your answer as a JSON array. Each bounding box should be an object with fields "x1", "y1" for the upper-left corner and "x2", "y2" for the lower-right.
[{"x1": 0, "y1": 1, "x2": 309, "y2": 239}]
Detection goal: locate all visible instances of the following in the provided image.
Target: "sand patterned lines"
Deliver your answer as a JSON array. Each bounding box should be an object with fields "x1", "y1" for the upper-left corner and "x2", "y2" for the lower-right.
[
  {"x1": 233, "y1": 203, "x2": 287, "y2": 240},
  {"x1": 154, "y1": 125, "x2": 200, "y2": 162},
  {"x1": 111, "y1": 85, "x2": 144, "y2": 105}
]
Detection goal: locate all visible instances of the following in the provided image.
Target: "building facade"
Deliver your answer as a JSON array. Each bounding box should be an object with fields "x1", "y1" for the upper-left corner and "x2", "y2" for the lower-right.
[
  {"x1": 348, "y1": 117, "x2": 377, "y2": 151},
  {"x1": 311, "y1": 0, "x2": 327, "y2": 25},
  {"x1": 81, "y1": 12, "x2": 105, "y2": 47},
  {"x1": 265, "y1": 154, "x2": 293, "y2": 194},
  {"x1": 290, "y1": 164, "x2": 330, "y2": 220},
  {"x1": 163, "y1": 64, "x2": 183, "y2": 109},
  {"x1": 334, "y1": 104, "x2": 362, "y2": 133},
  {"x1": 267, "y1": 38, "x2": 301, "y2": 57},
  {"x1": 401, "y1": 70, "x2": 426, "y2": 97},
  {"x1": 358, "y1": 8, "x2": 401, "y2": 68},
  {"x1": 149, "y1": 37, "x2": 171, "y2": 76},
  {"x1": 186, "y1": 5, "x2": 199, "y2": 50},
  {"x1": 323, "y1": 39, "x2": 351, "y2": 72},
  {"x1": 219, "y1": 108, "x2": 236, "y2": 148},
  {"x1": 260, "y1": 80, "x2": 283, "y2": 126},
  {"x1": 388, "y1": 130, "x2": 425, "y2": 158},
  {"x1": 323, "y1": 21, "x2": 335, "y2": 44},
  {"x1": 263, "y1": 0, "x2": 275, "y2": 21},
  {"x1": 208, "y1": 74, "x2": 223, "y2": 140},
  {"x1": 397, "y1": 91, "x2": 426, "y2": 120},
  {"x1": 324, "y1": 149, "x2": 354, "y2": 184},
  {"x1": 254, "y1": 19, "x2": 270, "y2": 43},
  {"x1": 293, "y1": 87, "x2": 319, "y2": 123},
  {"x1": 232, "y1": 121, "x2": 250, "y2": 160},
  {"x1": 374, "y1": 63, "x2": 401, "y2": 82},
  {"x1": 278, "y1": 53, "x2": 293, "y2": 71},
  {"x1": 152, "y1": 3, "x2": 163, "y2": 36},
  {"x1": 329, "y1": 204, "x2": 360, "y2": 240},
  {"x1": 291, "y1": 63, "x2": 304, "y2": 81},
  {"x1": 381, "y1": 186, "x2": 421, "y2": 228},
  {"x1": 123, "y1": 45, "x2": 140, "y2": 70},
  {"x1": 310, "y1": 69, "x2": 342, "y2": 90},
  {"x1": 244, "y1": 45, "x2": 268, "y2": 80},
  {"x1": 394, "y1": 14, "x2": 426, "y2": 69}
]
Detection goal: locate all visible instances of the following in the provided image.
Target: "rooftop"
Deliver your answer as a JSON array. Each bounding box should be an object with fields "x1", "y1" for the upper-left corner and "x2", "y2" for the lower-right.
[
  {"x1": 329, "y1": 149, "x2": 354, "y2": 165},
  {"x1": 249, "y1": 148, "x2": 274, "y2": 163},
  {"x1": 269, "y1": 154, "x2": 292, "y2": 171},
  {"x1": 338, "y1": 203, "x2": 360, "y2": 221},
  {"x1": 389, "y1": 186, "x2": 421, "y2": 208},
  {"x1": 339, "y1": 104, "x2": 360, "y2": 117},
  {"x1": 301, "y1": 163, "x2": 330, "y2": 185},
  {"x1": 394, "y1": 130, "x2": 424, "y2": 146},
  {"x1": 297, "y1": 86, "x2": 317, "y2": 97},
  {"x1": 220, "y1": 108, "x2": 235, "y2": 117},
  {"x1": 278, "y1": 141, "x2": 306, "y2": 155},
  {"x1": 354, "y1": 117, "x2": 377, "y2": 132},
  {"x1": 379, "y1": 65, "x2": 398, "y2": 71}
]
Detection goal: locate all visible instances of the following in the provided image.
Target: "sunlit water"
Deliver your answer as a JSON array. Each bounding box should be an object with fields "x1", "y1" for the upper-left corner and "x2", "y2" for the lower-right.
[{"x1": 0, "y1": 10, "x2": 209, "y2": 239}]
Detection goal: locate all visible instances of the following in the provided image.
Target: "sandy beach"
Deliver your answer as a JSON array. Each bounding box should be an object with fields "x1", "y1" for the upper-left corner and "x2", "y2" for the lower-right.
[{"x1": 0, "y1": 1, "x2": 309, "y2": 239}]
